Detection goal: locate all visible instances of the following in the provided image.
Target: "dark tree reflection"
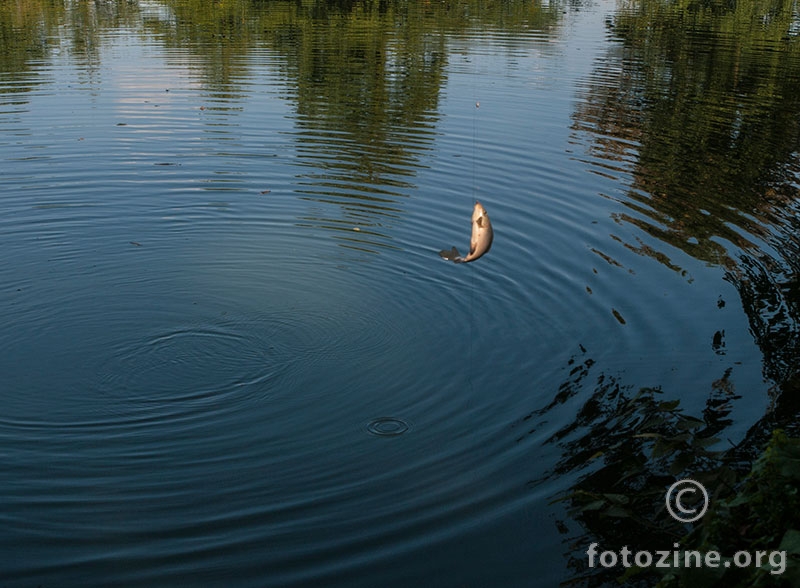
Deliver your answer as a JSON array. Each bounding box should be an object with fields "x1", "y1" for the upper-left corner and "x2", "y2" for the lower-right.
[
  {"x1": 147, "y1": 0, "x2": 565, "y2": 250},
  {"x1": 551, "y1": 0, "x2": 800, "y2": 584},
  {"x1": 1, "y1": 0, "x2": 564, "y2": 252},
  {"x1": 572, "y1": 0, "x2": 800, "y2": 420}
]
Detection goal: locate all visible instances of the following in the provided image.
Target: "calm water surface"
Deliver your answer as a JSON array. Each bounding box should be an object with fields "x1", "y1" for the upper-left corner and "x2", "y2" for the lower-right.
[{"x1": 2, "y1": 0, "x2": 799, "y2": 585}]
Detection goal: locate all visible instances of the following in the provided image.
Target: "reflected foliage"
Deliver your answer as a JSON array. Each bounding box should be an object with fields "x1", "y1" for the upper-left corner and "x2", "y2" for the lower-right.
[
  {"x1": 522, "y1": 348, "x2": 800, "y2": 586},
  {"x1": 519, "y1": 347, "x2": 740, "y2": 545},
  {"x1": 664, "y1": 430, "x2": 800, "y2": 587},
  {"x1": 576, "y1": 0, "x2": 800, "y2": 263},
  {"x1": 0, "y1": 0, "x2": 564, "y2": 251},
  {"x1": 573, "y1": 0, "x2": 800, "y2": 401},
  {"x1": 261, "y1": 0, "x2": 447, "y2": 248},
  {"x1": 0, "y1": 0, "x2": 63, "y2": 97},
  {"x1": 561, "y1": 0, "x2": 800, "y2": 584}
]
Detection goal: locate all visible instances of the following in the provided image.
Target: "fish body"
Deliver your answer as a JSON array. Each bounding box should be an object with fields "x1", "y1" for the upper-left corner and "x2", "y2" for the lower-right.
[{"x1": 439, "y1": 201, "x2": 493, "y2": 263}]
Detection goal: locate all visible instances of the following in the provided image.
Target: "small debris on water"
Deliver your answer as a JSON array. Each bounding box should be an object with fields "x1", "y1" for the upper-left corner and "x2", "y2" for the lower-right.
[
  {"x1": 260, "y1": 189, "x2": 271, "y2": 194},
  {"x1": 129, "y1": 241, "x2": 142, "y2": 247}
]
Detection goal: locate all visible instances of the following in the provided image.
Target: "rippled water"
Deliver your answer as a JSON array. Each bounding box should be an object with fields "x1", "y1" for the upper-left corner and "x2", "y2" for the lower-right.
[{"x1": 2, "y1": 0, "x2": 799, "y2": 585}]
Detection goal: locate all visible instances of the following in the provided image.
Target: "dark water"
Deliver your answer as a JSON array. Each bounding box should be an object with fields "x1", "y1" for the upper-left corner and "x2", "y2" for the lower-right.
[{"x1": 2, "y1": 0, "x2": 799, "y2": 585}]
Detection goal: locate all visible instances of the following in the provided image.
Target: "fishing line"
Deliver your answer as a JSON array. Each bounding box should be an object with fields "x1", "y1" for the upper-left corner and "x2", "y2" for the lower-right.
[
  {"x1": 470, "y1": 98, "x2": 477, "y2": 357},
  {"x1": 468, "y1": 60, "x2": 480, "y2": 393}
]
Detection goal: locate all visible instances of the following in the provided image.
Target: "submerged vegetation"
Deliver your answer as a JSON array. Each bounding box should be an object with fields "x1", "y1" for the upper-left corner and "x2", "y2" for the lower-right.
[
  {"x1": 545, "y1": 377, "x2": 800, "y2": 586},
  {"x1": 667, "y1": 430, "x2": 800, "y2": 587}
]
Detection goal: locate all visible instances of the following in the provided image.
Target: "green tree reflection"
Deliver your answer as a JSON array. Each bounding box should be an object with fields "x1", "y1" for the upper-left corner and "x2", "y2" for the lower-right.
[
  {"x1": 0, "y1": 0, "x2": 145, "y2": 98},
  {"x1": 263, "y1": 0, "x2": 446, "y2": 251},
  {"x1": 150, "y1": 0, "x2": 564, "y2": 251},
  {"x1": 573, "y1": 0, "x2": 800, "y2": 393},
  {"x1": 0, "y1": 0, "x2": 64, "y2": 98},
  {"x1": 556, "y1": 0, "x2": 800, "y2": 583},
  {"x1": 0, "y1": 0, "x2": 564, "y2": 251}
]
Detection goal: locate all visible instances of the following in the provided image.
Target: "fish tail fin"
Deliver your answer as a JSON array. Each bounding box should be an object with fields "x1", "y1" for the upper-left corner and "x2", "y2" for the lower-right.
[{"x1": 439, "y1": 246, "x2": 462, "y2": 262}]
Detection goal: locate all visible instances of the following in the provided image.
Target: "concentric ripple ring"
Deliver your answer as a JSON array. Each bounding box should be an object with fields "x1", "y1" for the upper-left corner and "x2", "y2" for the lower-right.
[{"x1": 367, "y1": 417, "x2": 410, "y2": 437}]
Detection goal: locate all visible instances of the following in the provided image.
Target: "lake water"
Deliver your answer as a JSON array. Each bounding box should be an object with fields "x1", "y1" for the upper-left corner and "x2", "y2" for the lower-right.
[{"x1": 2, "y1": 0, "x2": 799, "y2": 585}]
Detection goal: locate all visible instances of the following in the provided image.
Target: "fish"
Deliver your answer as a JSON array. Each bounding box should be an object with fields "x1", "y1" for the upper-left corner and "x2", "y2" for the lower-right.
[{"x1": 439, "y1": 201, "x2": 493, "y2": 263}]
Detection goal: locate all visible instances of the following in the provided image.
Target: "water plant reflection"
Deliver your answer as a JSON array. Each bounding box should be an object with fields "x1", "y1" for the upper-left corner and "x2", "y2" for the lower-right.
[
  {"x1": 554, "y1": 0, "x2": 800, "y2": 583},
  {"x1": 572, "y1": 0, "x2": 800, "y2": 392},
  {"x1": 0, "y1": 0, "x2": 564, "y2": 254}
]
